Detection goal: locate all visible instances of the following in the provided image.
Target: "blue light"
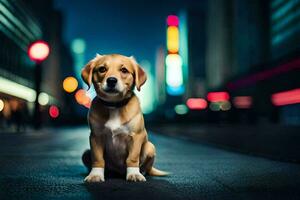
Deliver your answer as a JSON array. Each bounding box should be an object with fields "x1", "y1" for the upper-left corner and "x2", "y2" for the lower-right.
[
  {"x1": 272, "y1": 23, "x2": 300, "y2": 45},
  {"x1": 271, "y1": 0, "x2": 299, "y2": 21},
  {"x1": 167, "y1": 85, "x2": 184, "y2": 96},
  {"x1": 272, "y1": 8, "x2": 300, "y2": 33}
]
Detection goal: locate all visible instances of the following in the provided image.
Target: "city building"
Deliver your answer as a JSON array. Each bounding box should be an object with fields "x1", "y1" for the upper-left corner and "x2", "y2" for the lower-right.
[{"x1": 0, "y1": 0, "x2": 74, "y2": 128}]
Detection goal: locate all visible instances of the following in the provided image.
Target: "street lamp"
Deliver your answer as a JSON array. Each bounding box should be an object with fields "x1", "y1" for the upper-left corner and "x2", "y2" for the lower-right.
[{"x1": 28, "y1": 40, "x2": 50, "y2": 129}]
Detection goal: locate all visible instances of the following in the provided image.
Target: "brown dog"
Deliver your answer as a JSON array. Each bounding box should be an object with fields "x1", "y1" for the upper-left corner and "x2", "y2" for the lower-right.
[{"x1": 81, "y1": 54, "x2": 167, "y2": 182}]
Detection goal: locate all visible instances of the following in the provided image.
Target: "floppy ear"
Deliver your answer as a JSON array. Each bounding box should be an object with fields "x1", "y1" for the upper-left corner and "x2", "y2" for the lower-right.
[
  {"x1": 130, "y1": 56, "x2": 147, "y2": 91},
  {"x1": 81, "y1": 54, "x2": 102, "y2": 88}
]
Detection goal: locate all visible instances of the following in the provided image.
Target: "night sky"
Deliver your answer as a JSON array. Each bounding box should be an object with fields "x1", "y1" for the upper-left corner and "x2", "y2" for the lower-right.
[{"x1": 54, "y1": 0, "x2": 204, "y2": 67}]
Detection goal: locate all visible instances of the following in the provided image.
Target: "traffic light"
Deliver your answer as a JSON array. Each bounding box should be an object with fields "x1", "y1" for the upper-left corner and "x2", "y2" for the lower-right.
[{"x1": 166, "y1": 15, "x2": 184, "y2": 96}]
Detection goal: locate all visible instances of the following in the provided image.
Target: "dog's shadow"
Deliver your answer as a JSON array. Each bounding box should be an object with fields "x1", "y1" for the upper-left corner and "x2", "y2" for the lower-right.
[{"x1": 81, "y1": 171, "x2": 178, "y2": 200}]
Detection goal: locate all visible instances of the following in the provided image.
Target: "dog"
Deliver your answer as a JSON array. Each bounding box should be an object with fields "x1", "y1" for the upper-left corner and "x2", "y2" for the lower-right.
[{"x1": 81, "y1": 54, "x2": 168, "y2": 182}]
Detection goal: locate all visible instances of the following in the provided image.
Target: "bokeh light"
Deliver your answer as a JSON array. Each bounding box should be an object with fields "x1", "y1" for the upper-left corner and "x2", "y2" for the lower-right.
[
  {"x1": 271, "y1": 88, "x2": 300, "y2": 106},
  {"x1": 174, "y1": 104, "x2": 189, "y2": 115},
  {"x1": 38, "y1": 92, "x2": 49, "y2": 106},
  {"x1": 71, "y1": 39, "x2": 86, "y2": 54},
  {"x1": 220, "y1": 101, "x2": 231, "y2": 111},
  {"x1": 49, "y1": 105, "x2": 59, "y2": 118},
  {"x1": 167, "y1": 15, "x2": 179, "y2": 26},
  {"x1": 167, "y1": 26, "x2": 179, "y2": 53},
  {"x1": 186, "y1": 98, "x2": 207, "y2": 110},
  {"x1": 166, "y1": 54, "x2": 183, "y2": 88},
  {"x1": 207, "y1": 92, "x2": 230, "y2": 102},
  {"x1": 28, "y1": 40, "x2": 50, "y2": 62},
  {"x1": 209, "y1": 101, "x2": 231, "y2": 111},
  {"x1": 233, "y1": 96, "x2": 252, "y2": 109},
  {"x1": 209, "y1": 102, "x2": 221, "y2": 111},
  {"x1": 0, "y1": 99, "x2": 4, "y2": 112},
  {"x1": 63, "y1": 76, "x2": 78, "y2": 93},
  {"x1": 75, "y1": 89, "x2": 91, "y2": 108}
]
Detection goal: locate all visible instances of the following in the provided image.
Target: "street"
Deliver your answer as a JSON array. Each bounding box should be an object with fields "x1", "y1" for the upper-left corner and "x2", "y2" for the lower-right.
[{"x1": 0, "y1": 127, "x2": 300, "y2": 200}]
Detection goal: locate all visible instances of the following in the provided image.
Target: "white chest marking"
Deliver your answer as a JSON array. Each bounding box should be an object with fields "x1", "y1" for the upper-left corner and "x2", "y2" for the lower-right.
[{"x1": 104, "y1": 109, "x2": 130, "y2": 137}]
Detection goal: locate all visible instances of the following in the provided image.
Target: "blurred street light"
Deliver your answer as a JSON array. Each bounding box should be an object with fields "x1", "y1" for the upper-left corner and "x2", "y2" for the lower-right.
[
  {"x1": 0, "y1": 99, "x2": 4, "y2": 112},
  {"x1": 207, "y1": 92, "x2": 230, "y2": 102},
  {"x1": 167, "y1": 15, "x2": 179, "y2": 26},
  {"x1": 167, "y1": 26, "x2": 179, "y2": 53},
  {"x1": 166, "y1": 54, "x2": 183, "y2": 88},
  {"x1": 49, "y1": 105, "x2": 59, "y2": 118},
  {"x1": 28, "y1": 41, "x2": 50, "y2": 63},
  {"x1": 166, "y1": 15, "x2": 184, "y2": 96},
  {"x1": 186, "y1": 98, "x2": 207, "y2": 110},
  {"x1": 174, "y1": 104, "x2": 188, "y2": 115},
  {"x1": 38, "y1": 92, "x2": 49, "y2": 106},
  {"x1": 63, "y1": 76, "x2": 78, "y2": 93},
  {"x1": 233, "y1": 96, "x2": 252, "y2": 109},
  {"x1": 75, "y1": 89, "x2": 91, "y2": 108},
  {"x1": 28, "y1": 40, "x2": 50, "y2": 129},
  {"x1": 71, "y1": 39, "x2": 86, "y2": 54},
  {"x1": 271, "y1": 88, "x2": 300, "y2": 106}
]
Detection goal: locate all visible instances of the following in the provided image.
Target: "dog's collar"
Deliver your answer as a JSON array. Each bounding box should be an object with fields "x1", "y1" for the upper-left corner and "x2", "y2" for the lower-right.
[{"x1": 98, "y1": 95, "x2": 132, "y2": 108}]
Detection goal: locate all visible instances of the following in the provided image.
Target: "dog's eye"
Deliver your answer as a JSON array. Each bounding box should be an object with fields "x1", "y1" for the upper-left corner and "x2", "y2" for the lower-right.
[
  {"x1": 120, "y1": 67, "x2": 128, "y2": 74},
  {"x1": 98, "y1": 66, "x2": 107, "y2": 73}
]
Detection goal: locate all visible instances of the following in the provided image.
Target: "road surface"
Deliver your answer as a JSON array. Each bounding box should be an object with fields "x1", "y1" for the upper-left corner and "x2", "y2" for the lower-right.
[{"x1": 0, "y1": 127, "x2": 300, "y2": 199}]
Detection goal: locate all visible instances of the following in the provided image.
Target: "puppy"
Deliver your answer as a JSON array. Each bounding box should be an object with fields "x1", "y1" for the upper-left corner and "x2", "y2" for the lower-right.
[{"x1": 81, "y1": 54, "x2": 167, "y2": 182}]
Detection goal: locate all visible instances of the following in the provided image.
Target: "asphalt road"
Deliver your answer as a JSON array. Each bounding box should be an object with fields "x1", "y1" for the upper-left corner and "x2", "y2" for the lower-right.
[{"x1": 0, "y1": 127, "x2": 300, "y2": 200}]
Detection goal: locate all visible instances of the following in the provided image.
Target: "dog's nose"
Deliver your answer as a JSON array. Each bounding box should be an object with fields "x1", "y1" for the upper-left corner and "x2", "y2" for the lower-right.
[{"x1": 106, "y1": 77, "x2": 118, "y2": 88}]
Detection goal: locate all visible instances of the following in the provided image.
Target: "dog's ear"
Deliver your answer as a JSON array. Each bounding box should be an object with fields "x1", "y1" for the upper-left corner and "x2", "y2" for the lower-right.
[
  {"x1": 81, "y1": 54, "x2": 102, "y2": 88},
  {"x1": 130, "y1": 56, "x2": 147, "y2": 91}
]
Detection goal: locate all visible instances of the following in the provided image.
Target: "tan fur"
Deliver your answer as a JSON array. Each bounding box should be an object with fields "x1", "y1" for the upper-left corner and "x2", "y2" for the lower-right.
[{"x1": 82, "y1": 54, "x2": 167, "y2": 182}]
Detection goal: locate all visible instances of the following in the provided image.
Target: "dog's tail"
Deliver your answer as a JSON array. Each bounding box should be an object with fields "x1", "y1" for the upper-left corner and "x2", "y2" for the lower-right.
[{"x1": 148, "y1": 167, "x2": 170, "y2": 176}]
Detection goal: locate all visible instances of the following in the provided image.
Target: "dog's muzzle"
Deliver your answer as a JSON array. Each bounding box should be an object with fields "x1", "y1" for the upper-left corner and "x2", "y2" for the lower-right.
[{"x1": 107, "y1": 77, "x2": 117, "y2": 88}]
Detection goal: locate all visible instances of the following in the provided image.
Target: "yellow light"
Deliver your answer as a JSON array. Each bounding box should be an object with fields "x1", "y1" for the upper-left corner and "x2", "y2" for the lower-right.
[
  {"x1": 166, "y1": 54, "x2": 183, "y2": 87},
  {"x1": 167, "y1": 26, "x2": 179, "y2": 53},
  {"x1": 0, "y1": 99, "x2": 4, "y2": 112},
  {"x1": 63, "y1": 76, "x2": 78, "y2": 93}
]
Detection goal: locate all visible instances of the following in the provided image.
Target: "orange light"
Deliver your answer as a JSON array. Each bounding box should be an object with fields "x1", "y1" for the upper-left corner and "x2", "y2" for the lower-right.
[
  {"x1": 49, "y1": 105, "x2": 59, "y2": 118},
  {"x1": 75, "y1": 89, "x2": 91, "y2": 108},
  {"x1": 186, "y1": 98, "x2": 207, "y2": 110},
  {"x1": 63, "y1": 77, "x2": 78, "y2": 93},
  {"x1": 271, "y1": 88, "x2": 300, "y2": 106},
  {"x1": 233, "y1": 96, "x2": 252, "y2": 109},
  {"x1": 28, "y1": 40, "x2": 50, "y2": 62},
  {"x1": 167, "y1": 26, "x2": 179, "y2": 53},
  {"x1": 207, "y1": 92, "x2": 230, "y2": 102}
]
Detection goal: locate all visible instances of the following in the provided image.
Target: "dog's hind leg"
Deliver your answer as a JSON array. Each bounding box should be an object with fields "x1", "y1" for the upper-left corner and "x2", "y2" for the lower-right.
[
  {"x1": 140, "y1": 141, "x2": 169, "y2": 176},
  {"x1": 140, "y1": 142, "x2": 155, "y2": 174}
]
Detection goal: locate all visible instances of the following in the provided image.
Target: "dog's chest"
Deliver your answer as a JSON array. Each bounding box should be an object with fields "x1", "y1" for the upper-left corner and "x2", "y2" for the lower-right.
[{"x1": 104, "y1": 109, "x2": 130, "y2": 137}]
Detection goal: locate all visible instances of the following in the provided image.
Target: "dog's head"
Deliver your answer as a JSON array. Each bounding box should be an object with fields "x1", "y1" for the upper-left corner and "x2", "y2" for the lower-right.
[{"x1": 81, "y1": 54, "x2": 147, "y2": 102}]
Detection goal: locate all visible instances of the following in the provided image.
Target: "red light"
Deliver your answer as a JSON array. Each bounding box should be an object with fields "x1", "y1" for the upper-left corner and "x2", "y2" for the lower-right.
[
  {"x1": 227, "y1": 58, "x2": 300, "y2": 90},
  {"x1": 49, "y1": 105, "x2": 59, "y2": 118},
  {"x1": 167, "y1": 15, "x2": 179, "y2": 26},
  {"x1": 186, "y1": 98, "x2": 207, "y2": 110},
  {"x1": 28, "y1": 40, "x2": 50, "y2": 62},
  {"x1": 233, "y1": 96, "x2": 252, "y2": 109},
  {"x1": 271, "y1": 88, "x2": 300, "y2": 106},
  {"x1": 207, "y1": 92, "x2": 230, "y2": 102}
]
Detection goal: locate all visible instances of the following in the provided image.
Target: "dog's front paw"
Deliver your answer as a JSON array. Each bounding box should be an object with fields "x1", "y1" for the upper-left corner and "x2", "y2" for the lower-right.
[
  {"x1": 126, "y1": 167, "x2": 146, "y2": 182},
  {"x1": 84, "y1": 167, "x2": 105, "y2": 183}
]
